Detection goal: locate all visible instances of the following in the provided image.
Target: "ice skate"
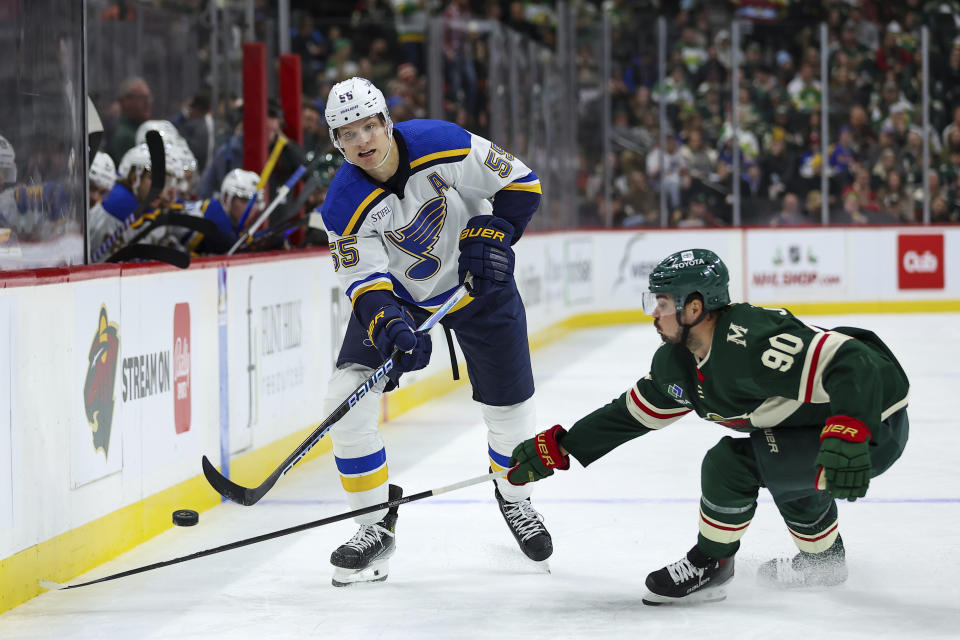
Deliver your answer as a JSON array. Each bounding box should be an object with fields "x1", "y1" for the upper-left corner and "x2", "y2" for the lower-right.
[
  {"x1": 494, "y1": 485, "x2": 553, "y2": 563},
  {"x1": 642, "y1": 545, "x2": 735, "y2": 605},
  {"x1": 330, "y1": 484, "x2": 402, "y2": 587},
  {"x1": 757, "y1": 535, "x2": 848, "y2": 588}
]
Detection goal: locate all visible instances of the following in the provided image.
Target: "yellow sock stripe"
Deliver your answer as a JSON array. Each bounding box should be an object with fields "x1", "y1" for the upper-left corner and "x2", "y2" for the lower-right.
[
  {"x1": 489, "y1": 458, "x2": 507, "y2": 472},
  {"x1": 340, "y1": 465, "x2": 390, "y2": 493}
]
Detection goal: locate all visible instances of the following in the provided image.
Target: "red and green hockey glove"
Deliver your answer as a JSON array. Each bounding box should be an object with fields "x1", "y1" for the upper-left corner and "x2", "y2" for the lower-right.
[
  {"x1": 507, "y1": 425, "x2": 570, "y2": 485},
  {"x1": 815, "y1": 415, "x2": 872, "y2": 501}
]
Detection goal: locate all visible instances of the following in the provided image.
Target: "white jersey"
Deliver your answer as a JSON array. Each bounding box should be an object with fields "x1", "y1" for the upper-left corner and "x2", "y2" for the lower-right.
[{"x1": 320, "y1": 119, "x2": 541, "y2": 312}]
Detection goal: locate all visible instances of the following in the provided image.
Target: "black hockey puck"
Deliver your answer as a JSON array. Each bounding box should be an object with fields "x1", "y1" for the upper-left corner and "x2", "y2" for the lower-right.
[{"x1": 172, "y1": 509, "x2": 199, "y2": 527}]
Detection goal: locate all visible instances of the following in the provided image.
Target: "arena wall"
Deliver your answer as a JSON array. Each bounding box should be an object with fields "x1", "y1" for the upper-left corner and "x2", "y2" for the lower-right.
[{"x1": 1, "y1": 226, "x2": 958, "y2": 612}]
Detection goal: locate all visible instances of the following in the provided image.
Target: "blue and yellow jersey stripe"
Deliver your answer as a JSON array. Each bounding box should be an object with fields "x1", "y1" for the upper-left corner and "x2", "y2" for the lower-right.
[
  {"x1": 320, "y1": 166, "x2": 390, "y2": 237},
  {"x1": 409, "y1": 147, "x2": 471, "y2": 173},
  {"x1": 347, "y1": 272, "x2": 394, "y2": 305},
  {"x1": 397, "y1": 119, "x2": 472, "y2": 174},
  {"x1": 501, "y1": 171, "x2": 542, "y2": 194}
]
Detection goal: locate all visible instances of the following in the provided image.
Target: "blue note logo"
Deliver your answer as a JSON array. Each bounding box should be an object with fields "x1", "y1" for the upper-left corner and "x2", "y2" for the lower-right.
[{"x1": 385, "y1": 196, "x2": 447, "y2": 280}]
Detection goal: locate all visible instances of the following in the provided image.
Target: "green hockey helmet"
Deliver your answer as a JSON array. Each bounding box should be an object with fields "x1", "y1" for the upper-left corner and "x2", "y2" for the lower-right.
[{"x1": 643, "y1": 249, "x2": 730, "y2": 315}]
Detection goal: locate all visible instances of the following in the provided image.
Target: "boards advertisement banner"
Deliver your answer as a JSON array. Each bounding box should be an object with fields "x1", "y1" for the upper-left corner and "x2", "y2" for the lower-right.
[
  {"x1": 897, "y1": 233, "x2": 945, "y2": 290},
  {"x1": 747, "y1": 230, "x2": 845, "y2": 302},
  {"x1": 72, "y1": 282, "x2": 123, "y2": 488},
  {"x1": 119, "y1": 274, "x2": 202, "y2": 488},
  {"x1": 227, "y1": 259, "x2": 327, "y2": 455},
  {"x1": 604, "y1": 231, "x2": 743, "y2": 307}
]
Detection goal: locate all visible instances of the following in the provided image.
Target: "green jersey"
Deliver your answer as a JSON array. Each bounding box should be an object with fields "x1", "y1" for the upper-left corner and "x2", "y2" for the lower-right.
[{"x1": 562, "y1": 303, "x2": 910, "y2": 466}]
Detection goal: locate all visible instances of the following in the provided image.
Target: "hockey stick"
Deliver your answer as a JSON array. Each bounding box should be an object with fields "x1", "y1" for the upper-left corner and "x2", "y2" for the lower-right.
[
  {"x1": 237, "y1": 135, "x2": 287, "y2": 231},
  {"x1": 202, "y1": 281, "x2": 472, "y2": 506},
  {"x1": 104, "y1": 244, "x2": 190, "y2": 269},
  {"x1": 38, "y1": 469, "x2": 505, "y2": 591},
  {"x1": 91, "y1": 130, "x2": 166, "y2": 261},
  {"x1": 105, "y1": 211, "x2": 217, "y2": 262},
  {"x1": 243, "y1": 170, "x2": 324, "y2": 249},
  {"x1": 227, "y1": 153, "x2": 324, "y2": 255},
  {"x1": 106, "y1": 213, "x2": 221, "y2": 266}
]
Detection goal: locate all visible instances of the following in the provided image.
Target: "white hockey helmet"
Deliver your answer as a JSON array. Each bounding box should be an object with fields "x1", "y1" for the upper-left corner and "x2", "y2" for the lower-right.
[
  {"x1": 89, "y1": 151, "x2": 117, "y2": 191},
  {"x1": 0, "y1": 133, "x2": 16, "y2": 183},
  {"x1": 325, "y1": 77, "x2": 393, "y2": 153},
  {"x1": 135, "y1": 119, "x2": 182, "y2": 146},
  {"x1": 219, "y1": 168, "x2": 262, "y2": 209},
  {"x1": 167, "y1": 140, "x2": 198, "y2": 193},
  {"x1": 118, "y1": 143, "x2": 153, "y2": 193}
]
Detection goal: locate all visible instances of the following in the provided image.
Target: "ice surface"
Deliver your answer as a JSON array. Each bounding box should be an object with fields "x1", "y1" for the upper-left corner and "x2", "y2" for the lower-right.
[{"x1": 1, "y1": 313, "x2": 958, "y2": 639}]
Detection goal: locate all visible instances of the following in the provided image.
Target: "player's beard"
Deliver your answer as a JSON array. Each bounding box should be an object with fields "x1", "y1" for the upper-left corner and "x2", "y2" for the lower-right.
[{"x1": 655, "y1": 320, "x2": 682, "y2": 345}]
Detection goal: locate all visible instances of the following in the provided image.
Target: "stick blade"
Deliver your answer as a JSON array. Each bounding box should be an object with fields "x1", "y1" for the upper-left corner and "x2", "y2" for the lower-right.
[
  {"x1": 201, "y1": 455, "x2": 260, "y2": 506},
  {"x1": 107, "y1": 244, "x2": 190, "y2": 268},
  {"x1": 144, "y1": 129, "x2": 166, "y2": 193},
  {"x1": 38, "y1": 580, "x2": 64, "y2": 590}
]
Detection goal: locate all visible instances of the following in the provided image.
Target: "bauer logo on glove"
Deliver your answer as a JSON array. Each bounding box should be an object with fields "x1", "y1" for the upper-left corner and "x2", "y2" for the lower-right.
[
  {"x1": 507, "y1": 425, "x2": 570, "y2": 485},
  {"x1": 815, "y1": 415, "x2": 872, "y2": 501}
]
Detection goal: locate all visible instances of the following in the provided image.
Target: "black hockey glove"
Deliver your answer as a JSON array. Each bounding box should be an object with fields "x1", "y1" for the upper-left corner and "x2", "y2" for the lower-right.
[
  {"x1": 507, "y1": 425, "x2": 570, "y2": 485},
  {"x1": 367, "y1": 305, "x2": 432, "y2": 378},
  {"x1": 457, "y1": 215, "x2": 515, "y2": 298}
]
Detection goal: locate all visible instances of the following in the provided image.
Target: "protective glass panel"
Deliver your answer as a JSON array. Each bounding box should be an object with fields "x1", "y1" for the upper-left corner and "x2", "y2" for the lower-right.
[{"x1": 0, "y1": 0, "x2": 86, "y2": 269}]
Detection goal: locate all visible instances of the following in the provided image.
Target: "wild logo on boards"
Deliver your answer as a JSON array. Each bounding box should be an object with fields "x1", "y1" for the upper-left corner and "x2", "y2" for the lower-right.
[{"x1": 84, "y1": 305, "x2": 120, "y2": 458}]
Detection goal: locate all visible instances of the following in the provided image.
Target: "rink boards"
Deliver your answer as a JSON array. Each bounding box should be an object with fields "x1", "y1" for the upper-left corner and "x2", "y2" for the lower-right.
[{"x1": 1, "y1": 225, "x2": 958, "y2": 612}]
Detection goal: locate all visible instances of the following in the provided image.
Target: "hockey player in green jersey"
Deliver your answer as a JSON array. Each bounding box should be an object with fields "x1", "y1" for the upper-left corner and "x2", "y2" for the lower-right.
[{"x1": 506, "y1": 248, "x2": 910, "y2": 605}]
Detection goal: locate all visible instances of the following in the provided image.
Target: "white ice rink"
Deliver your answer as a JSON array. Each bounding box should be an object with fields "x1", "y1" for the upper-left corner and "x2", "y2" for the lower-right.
[{"x1": 1, "y1": 313, "x2": 958, "y2": 639}]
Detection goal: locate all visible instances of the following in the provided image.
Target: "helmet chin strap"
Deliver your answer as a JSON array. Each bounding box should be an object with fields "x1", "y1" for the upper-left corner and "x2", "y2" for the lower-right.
[
  {"x1": 370, "y1": 126, "x2": 395, "y2": 170},
  {"x1": 676, "y1": 306, "x2": 707, "y2": 350}
]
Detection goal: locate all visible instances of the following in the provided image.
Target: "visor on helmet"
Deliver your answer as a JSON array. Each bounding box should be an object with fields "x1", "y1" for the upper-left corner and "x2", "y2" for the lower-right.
[{"x1": 642, "y1": 291, "x2": 677, "y2": 316}]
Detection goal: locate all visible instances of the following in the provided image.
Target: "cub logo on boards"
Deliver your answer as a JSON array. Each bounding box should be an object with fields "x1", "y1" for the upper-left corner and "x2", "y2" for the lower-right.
[
  {"x1": 897, "y1": 234, "x2": 944, "y2": 290},
  {"x1": 173, "y1": 303, "x2": 191, "y2": 434}
]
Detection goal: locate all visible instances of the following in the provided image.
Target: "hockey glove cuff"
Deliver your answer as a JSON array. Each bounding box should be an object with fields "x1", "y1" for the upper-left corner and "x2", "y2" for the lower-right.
[
  {"x1": 507, "y1": 425, "x2": 570, "y2": 486},
  {"x1": 457, "y1": 215, "x2": 515, "y2": 298},
  {"x1": 815, "y1": 415, "x2": 872, "y2": 501}
]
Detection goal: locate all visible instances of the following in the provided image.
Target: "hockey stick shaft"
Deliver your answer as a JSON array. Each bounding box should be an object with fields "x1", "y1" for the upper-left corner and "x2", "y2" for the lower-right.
[
  {"x1": 202, "y1": 282, "x2": 471, "y2": 505},
  {"x1": 237, "y1": 135, "x2": 287, "y2": 230},
  {"x1": 106, "y1": 212, "x2": 217, "y2": 260},
  {"x1": 227, "y1": 153, "x2": 323, "y2": 255},
  {"x1": 39, "y1": 470, "x2": 505, "y2": 591}
]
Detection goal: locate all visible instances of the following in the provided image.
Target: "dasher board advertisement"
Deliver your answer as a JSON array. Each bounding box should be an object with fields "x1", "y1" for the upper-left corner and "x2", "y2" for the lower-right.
[
  {"x1": 747, "y1": 230, "x2": 845, "y2": 302},
  {"x1": 72, "y1": 284, "x2": 123, "y2": 488}
]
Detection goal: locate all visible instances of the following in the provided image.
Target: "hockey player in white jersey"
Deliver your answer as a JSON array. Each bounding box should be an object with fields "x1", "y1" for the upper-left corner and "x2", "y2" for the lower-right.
[{"x1": 319, "y1": 77, "x2": 549, "y2": 586}]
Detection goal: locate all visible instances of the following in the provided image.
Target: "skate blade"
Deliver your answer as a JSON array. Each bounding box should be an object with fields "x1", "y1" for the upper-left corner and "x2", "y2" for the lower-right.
[
  {"x1": 331, "y1": 559, "x2": 390, "y2": 587},
  {"x1": 641, "y1": 584, "x2": 727, "y2": 606},
  {"x1": 38, "y1": 580, "x2": 63, "y2": 591},
  {"x1": 528, "y1": 558, "x2": 551, "y2": 574}
]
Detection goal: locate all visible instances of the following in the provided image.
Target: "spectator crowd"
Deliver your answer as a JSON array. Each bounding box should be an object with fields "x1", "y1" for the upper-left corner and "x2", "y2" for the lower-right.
[{"x1": 6, "y1": 0, "x2": 960, "y2": 270}]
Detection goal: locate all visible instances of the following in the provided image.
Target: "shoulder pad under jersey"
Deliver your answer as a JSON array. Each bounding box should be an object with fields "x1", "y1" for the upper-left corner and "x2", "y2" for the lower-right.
[
  {"x1": 320, "y1": 163, "x2": 390, "y2": 236},
  {"x1": 397, "y1": 119, "x2": 472, "y2": 174}
]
